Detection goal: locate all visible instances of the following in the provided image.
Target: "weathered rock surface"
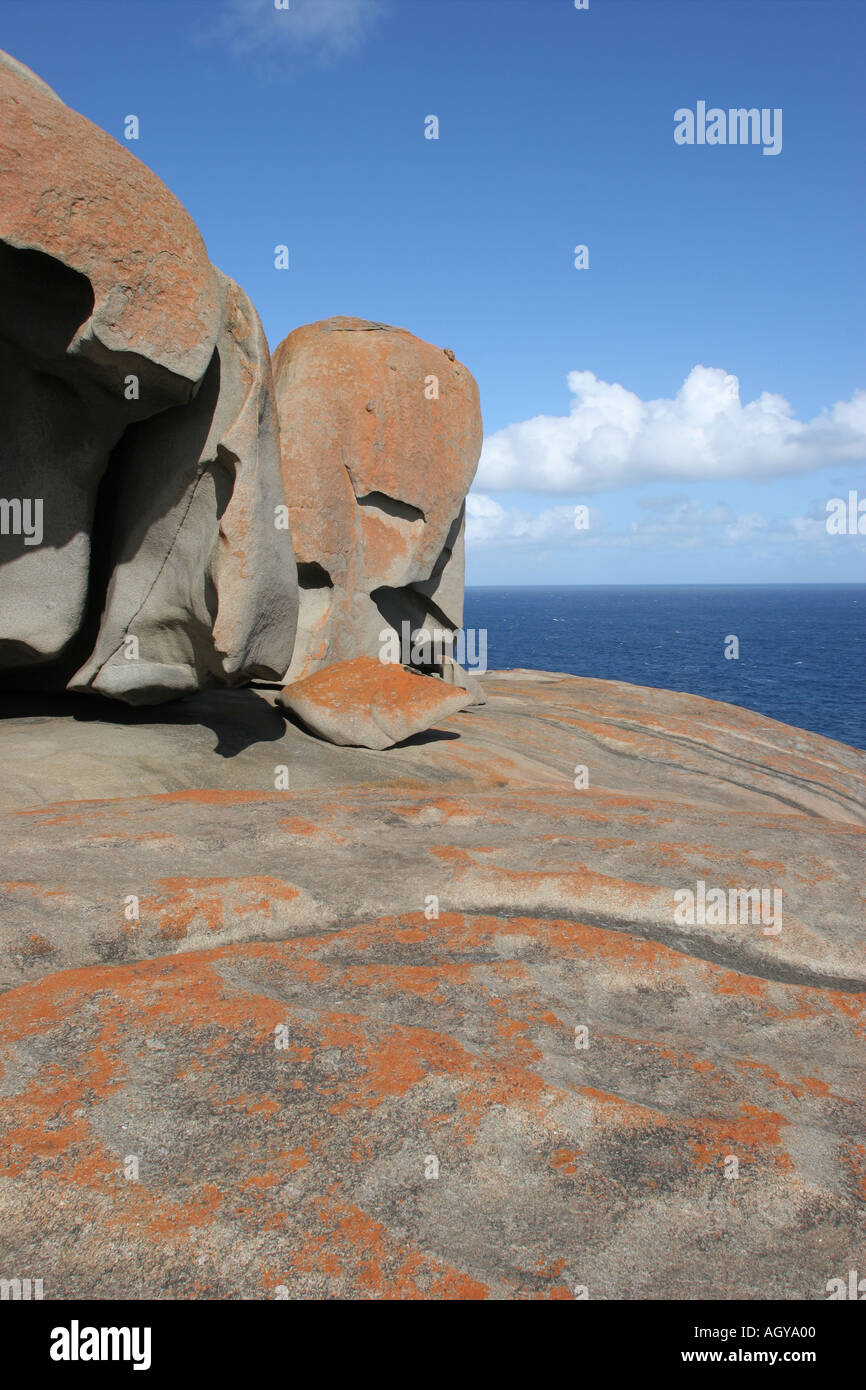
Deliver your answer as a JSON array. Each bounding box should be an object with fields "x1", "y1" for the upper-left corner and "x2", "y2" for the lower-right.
[
  {"x1": 0, "y1": 51, "x2": 297, "y2": 702},
  {"x1": 0, "y1": 672, "x2": 863, "y2": 1298},
  {"x1": 277, "y1": 656, "x2": 473, "y2": 749},
  {"x1": 272, "y1": 317, "x2": 481, "y2": 682}
]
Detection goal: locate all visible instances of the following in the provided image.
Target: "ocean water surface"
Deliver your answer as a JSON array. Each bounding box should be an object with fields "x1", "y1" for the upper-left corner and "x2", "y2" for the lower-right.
[{"x1": 462, "y1": 585, "x2": 865, "y2": 751}]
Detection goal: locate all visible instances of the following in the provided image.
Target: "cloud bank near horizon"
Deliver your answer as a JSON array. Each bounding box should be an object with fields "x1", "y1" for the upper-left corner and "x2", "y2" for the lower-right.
[
  {"x1": 476, "y1": 367, "x2": 866, "y2": 494},
  {"x1": 465, "y1": 491, "x2": 866, "y2": 554}
]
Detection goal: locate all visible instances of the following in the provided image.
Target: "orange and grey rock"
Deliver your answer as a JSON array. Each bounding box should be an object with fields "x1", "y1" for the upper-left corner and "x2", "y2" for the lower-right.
[
  {"x1": 0, "y1": 48, "x2": 863, "y2": 1303},
  {"x1": 0, "y1": 51, "x2": 297, "y2": 702},
  {"x1": 0, "y1": 673, "x2": 863, "y2": 1299},
  {"x1": 272, "y1": 317, "x2": 482, "y2": 684},
  {"x1": 277, "y1": 655, "x2": 474, "y2": 749}
]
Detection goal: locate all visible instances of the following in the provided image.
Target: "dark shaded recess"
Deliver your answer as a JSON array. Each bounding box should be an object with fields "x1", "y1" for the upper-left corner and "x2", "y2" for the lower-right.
[
  {"x1": 0, "y1": 683, "x2": 286, "y2": 758},
  {"x1": 372, "y1": 584, "x2": 458, "y2": 639},
  {"x1": 297, "y1": 561, "x2": 333, "y2": 589},
  {"x1": 0, "y1": 240, "x2": 209, "y2": 690},
  {"x1": 371, "y1": 584, "x2": 459, "y2": 677},
  {"x1": 0, "y1": 318, "x2": 224, "y2": 694},
  {"x1": 0, "y1": 246, "x2": 102, "y2": 581},
  {"x1": 66, "y1": 346, "x2": 225, "y2": 693},
  {"x1": 366, "y1": 501, "x2": 464, "y2": 646},
  {"x1": 356, "y1": 491, "x2": 425, "y2": 523},
  {"x1": 0, "y1": 241, "x2": 187, "y2": 409},
  {"x1": 0, "y1": 241, "x2": 94, "y2": 357},
  {"x1": 0, "y1": 245, "x2": 99, "y2": 681},
  {"x1": 412, "y1": 504, "x2": 464, "y2": 601},
  {"x1": 0, "y1": 393, "x2": 133, "y2": 690},
  {"x1": 206, "y1": 440, "x2": 237, "y2": 624},
  {"x1": 0, "y1": 337, "x2": 95, "y2": 568}
]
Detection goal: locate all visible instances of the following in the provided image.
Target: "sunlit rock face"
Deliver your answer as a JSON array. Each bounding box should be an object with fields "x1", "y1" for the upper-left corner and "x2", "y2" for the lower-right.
[
  {"x1": 1, "y1": 49, "x2": 863, "y2": 1305},
  {"x1": 0, "y1": 672, "x2": 864, "y2": 1297},
  {"x1": 0, "y1": 50, "x2": 297, "y2": 703},
  {"x1": 272, "y1": 316, "x2": 482, "y2": 683}
]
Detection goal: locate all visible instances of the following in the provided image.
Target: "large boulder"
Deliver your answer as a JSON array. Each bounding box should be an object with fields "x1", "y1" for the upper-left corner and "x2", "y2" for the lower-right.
[
  {"x1": 272, "y1": 317, "x2": 482, "y2": 682},
  {"x1": 0, "y1": 51, "x2": 297, "y2": 702}
]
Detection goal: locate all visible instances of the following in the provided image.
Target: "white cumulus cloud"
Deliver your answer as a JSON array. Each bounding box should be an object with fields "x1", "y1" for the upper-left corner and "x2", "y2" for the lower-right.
[
  {"x1": 466, "y1": 494, "x2": 605, "y2": 546},
  {"x1": 477, "y1": 366, "x2": 866, "y2": 494}
]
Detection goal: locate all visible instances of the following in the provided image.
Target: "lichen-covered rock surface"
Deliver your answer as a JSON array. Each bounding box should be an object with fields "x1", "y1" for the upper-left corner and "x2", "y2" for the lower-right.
[
  {"x1": 277, "y1": 656, "x2": 473, "y2": 749},
  {"x1": 0, "y1": 671, "x2": 863, "y2": 1299},
  {"x1": 272, "y1": 316, "x2": 481, "y2": 683}
]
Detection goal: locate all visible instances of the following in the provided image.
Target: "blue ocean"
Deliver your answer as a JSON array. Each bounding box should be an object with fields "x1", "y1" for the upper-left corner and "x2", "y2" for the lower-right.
[{"x1": 462, "y1": 585, "x2": 866, "y2": 752}]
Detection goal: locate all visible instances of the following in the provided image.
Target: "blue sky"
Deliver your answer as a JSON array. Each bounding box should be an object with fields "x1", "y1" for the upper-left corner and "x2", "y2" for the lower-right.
[{"x1": 6, "y1": 0, "x2": 865, "y2": 583}]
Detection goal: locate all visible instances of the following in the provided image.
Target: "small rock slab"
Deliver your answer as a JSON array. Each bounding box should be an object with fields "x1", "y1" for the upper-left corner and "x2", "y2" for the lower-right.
[{"x1": 277, "y1": 656, "x2": 473, "y2": 749}]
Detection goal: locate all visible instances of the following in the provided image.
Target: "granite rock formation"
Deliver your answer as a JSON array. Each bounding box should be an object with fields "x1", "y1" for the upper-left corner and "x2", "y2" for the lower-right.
[
  {"x1": 0, "y1": 673, "x2": 863, "y2": 1298},
  {"x1": 0, "y1": 51, "x2": 297, "y2": 704},
  {"x1": 1, "y1": 55, "x2": 483, "y2": 729},
  {"x1": 0, "y1": 49, "x2": 863, "y2": 1304},
  {"x1": 272, "y1": 317, "x2": 481, "y2": 685}
]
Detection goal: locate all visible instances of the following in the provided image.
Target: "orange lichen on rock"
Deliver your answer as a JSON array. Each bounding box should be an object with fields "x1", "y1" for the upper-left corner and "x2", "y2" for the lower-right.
[
  {"x1": 278, "y1": 656, "x2": 473, "y2": 749},
  {"x1": 272, "y1": 317, "x2": 482, "y2": 684}
]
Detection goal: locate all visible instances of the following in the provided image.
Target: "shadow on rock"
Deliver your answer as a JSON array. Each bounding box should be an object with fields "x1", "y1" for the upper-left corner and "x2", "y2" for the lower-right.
[{"x1": 0, "y1": 686, "x2": 287, "y2": 758}]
